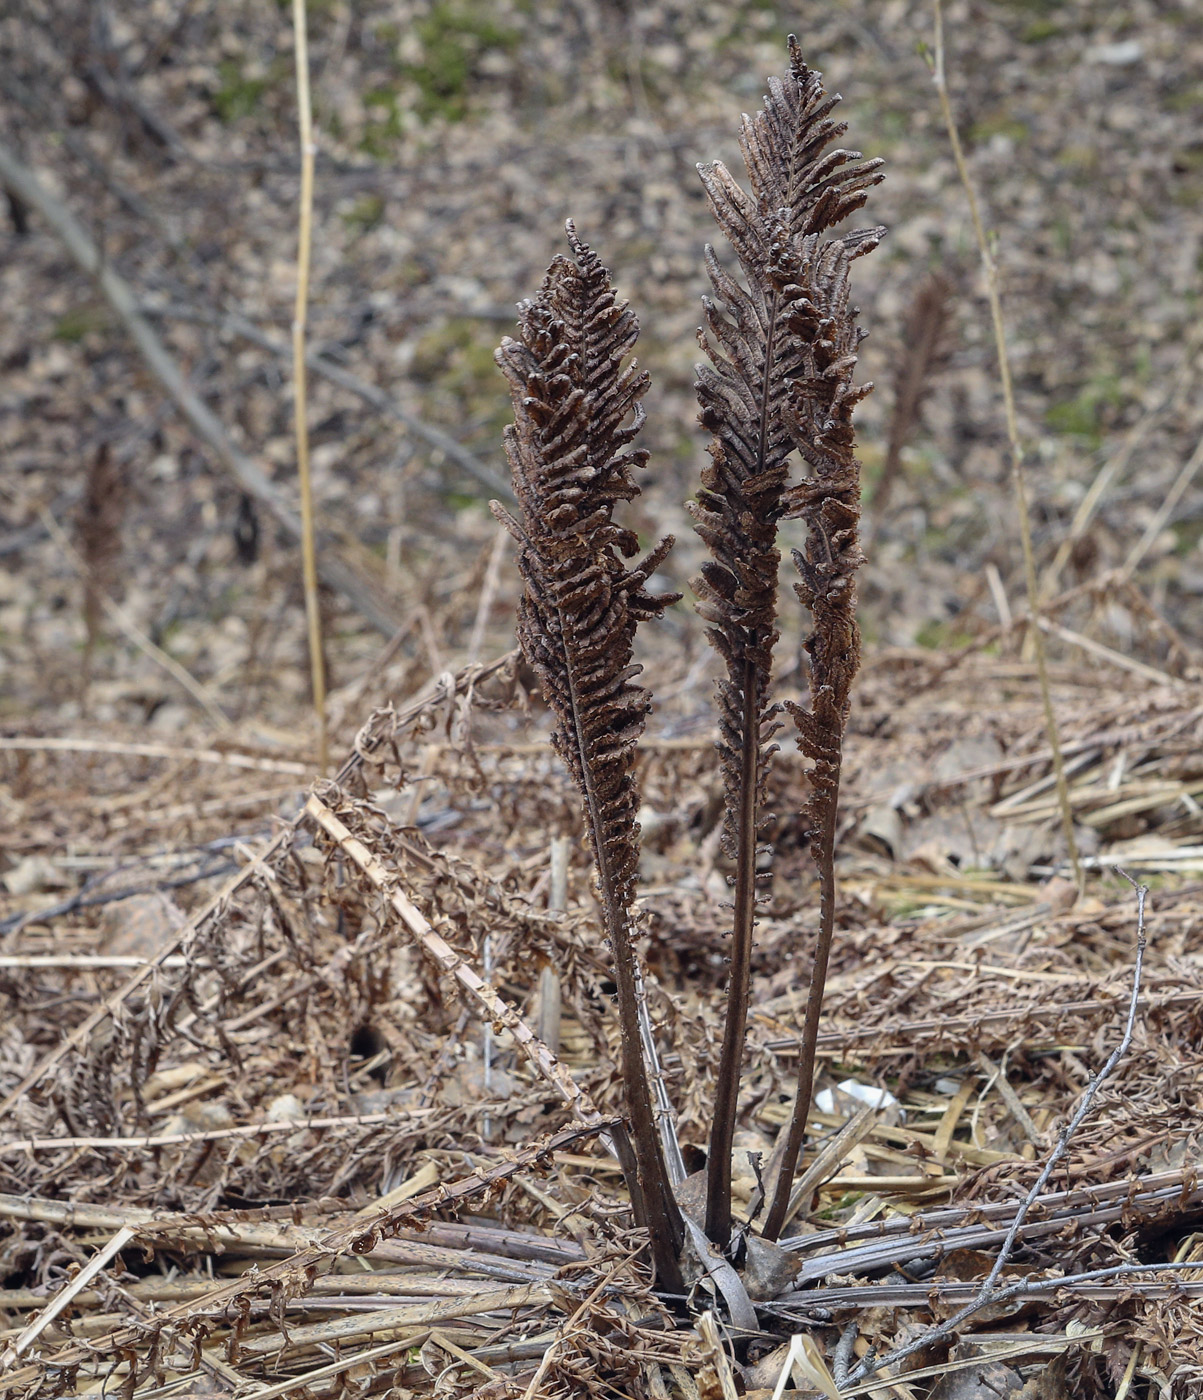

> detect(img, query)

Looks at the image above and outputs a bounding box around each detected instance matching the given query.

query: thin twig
[519,1252,635,1400]
[0,658,509,1118]
[930,0,1082,892]
[0,1226,134,1370]
[304,793,604,1126]
[0,736,308,774]
[1036,614,1184,689]
[0,1122,609,1396]
[0,854,238,939]
[0,840,278,1121]
[291,0,329,773]
[1039,327,1202,599]
[466,525,508,666]
[833,1267,1188,1396]
[141,299,515,503]
[634,966,686,1187]
[1121,421,1203,579]
[0,1108,438,1157]
[980,871,1147,1296]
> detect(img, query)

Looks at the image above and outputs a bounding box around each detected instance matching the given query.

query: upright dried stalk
[867,271,953,535]
[762,198,880,1240]
[693,37,882,1250]
[291,0,328,773]
[491,225,684,1289]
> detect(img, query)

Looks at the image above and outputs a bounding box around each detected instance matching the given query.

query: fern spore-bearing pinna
[693,36,883,1251]
[491,223,685,1289]
[761,58,883,1244]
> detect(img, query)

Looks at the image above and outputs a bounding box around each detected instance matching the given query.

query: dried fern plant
[867,271,954,536]
[692,37,883,1248]
[491,224,684,1289]
[494,38,882,1283]
[75,439,124,700]
[764,133,883,1241]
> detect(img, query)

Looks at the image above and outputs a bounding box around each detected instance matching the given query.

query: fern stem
[699,270,788,1254]
[762,770,840,1241]
[705,661,762,1248]
[561,630,685,1292]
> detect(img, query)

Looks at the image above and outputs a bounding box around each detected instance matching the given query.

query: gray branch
[140,301,515,505]
[0,139,401,637]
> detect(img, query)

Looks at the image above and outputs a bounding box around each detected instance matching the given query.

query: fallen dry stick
[304,792,602,1126]
[0,138,399,637]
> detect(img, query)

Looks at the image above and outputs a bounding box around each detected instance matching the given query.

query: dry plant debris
[3,636,1203,1397]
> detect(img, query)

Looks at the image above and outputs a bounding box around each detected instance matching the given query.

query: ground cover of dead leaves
[2,643,1203,1398]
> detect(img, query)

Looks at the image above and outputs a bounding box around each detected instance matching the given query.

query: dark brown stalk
[491,224,684,1290]
[762,195,881,1245]
[692,37,883,1252]
[75,439,124,699]
[868,271,954,532]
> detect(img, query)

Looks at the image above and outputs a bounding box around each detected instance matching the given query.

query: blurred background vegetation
[2,0,1201,734]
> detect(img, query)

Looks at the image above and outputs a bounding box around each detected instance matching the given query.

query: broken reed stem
[931,0,1081,893]
[0,1126,605,1395]
[843,869,1148,1391]
[291,0,328,774]
[304,794,605,1127]
[634,965,687,1188]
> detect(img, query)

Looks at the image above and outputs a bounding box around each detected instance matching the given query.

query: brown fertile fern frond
[761,105,883,1244]
[491,223,684,1290]
[870,271,955,529]
[786,236,872,859]
[76,439,124,694]
[693,35,883,1251]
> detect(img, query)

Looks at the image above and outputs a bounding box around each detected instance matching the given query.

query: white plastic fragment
[815,1078,905,1123]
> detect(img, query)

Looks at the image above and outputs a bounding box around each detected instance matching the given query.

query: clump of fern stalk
[691,36,883,1251]
[491,224,685,1290]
